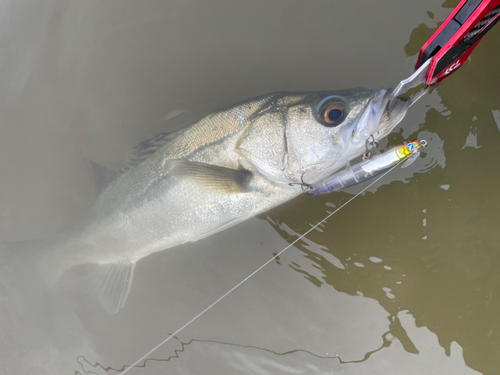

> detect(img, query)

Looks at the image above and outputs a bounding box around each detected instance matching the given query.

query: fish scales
[3,89,411,314]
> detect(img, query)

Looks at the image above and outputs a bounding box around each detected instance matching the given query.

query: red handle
[416,0,500,85]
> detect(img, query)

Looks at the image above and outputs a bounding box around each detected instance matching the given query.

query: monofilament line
[120,159,405,374]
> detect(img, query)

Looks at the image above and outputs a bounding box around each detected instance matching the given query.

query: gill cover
[236,91,375,186]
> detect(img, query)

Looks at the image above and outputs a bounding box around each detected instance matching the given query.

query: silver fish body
[18,89,411,314]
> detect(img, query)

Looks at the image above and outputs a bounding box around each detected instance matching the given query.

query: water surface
[0,0,499,374]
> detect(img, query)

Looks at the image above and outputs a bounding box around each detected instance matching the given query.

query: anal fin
[95,261,136,315]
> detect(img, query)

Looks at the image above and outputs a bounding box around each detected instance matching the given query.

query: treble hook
[363,135,378,160]
[288,172,312,192]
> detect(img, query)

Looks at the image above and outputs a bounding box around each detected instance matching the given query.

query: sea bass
[9,88,410,314]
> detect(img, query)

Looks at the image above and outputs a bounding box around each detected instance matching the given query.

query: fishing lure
[308,140,426,195]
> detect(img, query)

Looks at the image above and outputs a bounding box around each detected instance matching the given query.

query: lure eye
[320,100,346,127]
[382,111,391,122]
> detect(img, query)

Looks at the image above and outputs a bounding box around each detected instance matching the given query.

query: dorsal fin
[121,130,186,173]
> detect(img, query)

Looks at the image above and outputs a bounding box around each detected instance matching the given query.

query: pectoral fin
[94,261,136,315]
[171,160,253,194]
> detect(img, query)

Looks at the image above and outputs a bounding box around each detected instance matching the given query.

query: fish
[4,88,411,314]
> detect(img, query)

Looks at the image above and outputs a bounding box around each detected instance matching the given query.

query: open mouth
[375,94,411,140]
[369,88,418,142]
[343,87,415,153]
[307,87,418,186]
[345,89,392,145]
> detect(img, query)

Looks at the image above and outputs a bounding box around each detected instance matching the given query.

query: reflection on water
[75,310,478,375]
[265,3,500,373]
[1,0,500,374]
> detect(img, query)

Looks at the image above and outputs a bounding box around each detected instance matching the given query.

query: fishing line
[121,158,406,374]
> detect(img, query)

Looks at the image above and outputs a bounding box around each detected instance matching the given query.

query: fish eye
[319,100,346,127]
[382,112,391,122]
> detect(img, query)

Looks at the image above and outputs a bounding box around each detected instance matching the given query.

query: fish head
[285,88,410,185]
[237,88,410,186]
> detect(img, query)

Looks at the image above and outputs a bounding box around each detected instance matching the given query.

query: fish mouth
[346,88,412,147]
[303,88,414,186]
[373,89,412,141]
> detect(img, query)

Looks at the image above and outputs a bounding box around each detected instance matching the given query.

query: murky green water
[1,0,499,374]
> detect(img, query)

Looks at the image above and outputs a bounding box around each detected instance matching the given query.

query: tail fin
[0,238,67,289]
